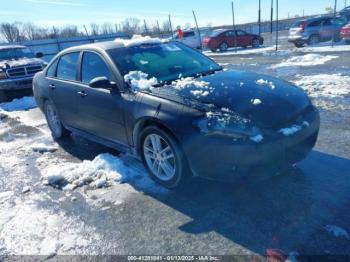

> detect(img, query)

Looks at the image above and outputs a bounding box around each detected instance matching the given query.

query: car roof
[60,36,168,54]
[0,45,27,50]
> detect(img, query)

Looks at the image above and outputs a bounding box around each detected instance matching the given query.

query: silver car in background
[288,16,346,48]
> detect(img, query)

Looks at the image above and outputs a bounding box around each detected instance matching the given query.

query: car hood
[0,57,45,72]
[153,70,312,128]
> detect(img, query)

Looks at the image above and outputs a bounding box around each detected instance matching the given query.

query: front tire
[44,100,70,139]
[140,126,188,189]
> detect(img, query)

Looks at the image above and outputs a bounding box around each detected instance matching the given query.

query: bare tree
[122,18,140,35]
[0,22,23,42]
[100,22,115,34]
[90,23,100,35]
[161,20,171,33]
[59,25,80,38]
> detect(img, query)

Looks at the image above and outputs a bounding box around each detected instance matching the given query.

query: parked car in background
[288,16,346,48]
[339,6,350,22]
[33,38,319,189]
[340,23,350,43]
[173,29,210,49]
[202,29,264,52]
[0,45,46,101]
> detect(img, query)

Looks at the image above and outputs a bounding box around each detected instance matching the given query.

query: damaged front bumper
[182,109,320,181]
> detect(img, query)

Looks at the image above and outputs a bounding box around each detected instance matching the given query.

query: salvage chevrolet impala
[33,37,320,189]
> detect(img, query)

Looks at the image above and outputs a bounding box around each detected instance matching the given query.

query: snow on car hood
[0,57,45,72]
[153,70,312,128]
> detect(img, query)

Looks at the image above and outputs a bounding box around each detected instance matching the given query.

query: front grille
[6,64,43,78]
[7,67,26,77]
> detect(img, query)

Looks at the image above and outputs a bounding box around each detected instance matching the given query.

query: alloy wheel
[143,134,176,181]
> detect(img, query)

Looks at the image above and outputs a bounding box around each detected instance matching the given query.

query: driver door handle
[77,91,87,97]
[49,84,56,90]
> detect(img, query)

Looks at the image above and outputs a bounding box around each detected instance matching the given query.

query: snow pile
[115,35,167,48]
[279,122,309,136]
[40,153,163,192]
[0,97,37,112]
[124,71,158,92]
[172,77,213,98]
[325,225,349,239]
[250,134,264,143]
[294,74,350,98]
[256,79,275,89]
[251,98,262,105]
[271,54,338,68]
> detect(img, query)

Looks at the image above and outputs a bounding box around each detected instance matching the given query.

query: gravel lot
[0,38,350,259]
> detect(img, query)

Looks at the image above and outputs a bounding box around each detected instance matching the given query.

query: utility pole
[143,20,148,35]
[276,0,279,51]
[157,20,162,37]
[332,0,338,47]
[258,0,261,35]
[270,0,274,34]
[192,10,202,50]
[168,15,174,39]
[232,1,238,52]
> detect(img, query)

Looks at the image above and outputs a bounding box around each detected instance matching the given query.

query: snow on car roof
[114,35,168,47]
[0,45,26,50]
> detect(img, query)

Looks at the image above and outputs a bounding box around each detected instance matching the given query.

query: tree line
[0,18,175,43]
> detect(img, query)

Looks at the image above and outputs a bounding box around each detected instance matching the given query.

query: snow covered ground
[0,41,350,256]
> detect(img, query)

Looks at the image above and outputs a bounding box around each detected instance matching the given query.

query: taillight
[300,23,306,33]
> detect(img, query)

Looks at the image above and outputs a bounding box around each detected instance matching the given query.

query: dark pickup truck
[0,45,46,102]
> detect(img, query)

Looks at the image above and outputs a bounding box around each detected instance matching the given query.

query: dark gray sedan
[33,39,320,188]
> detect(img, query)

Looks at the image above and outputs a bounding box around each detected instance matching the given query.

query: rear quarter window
[46,59,58,78]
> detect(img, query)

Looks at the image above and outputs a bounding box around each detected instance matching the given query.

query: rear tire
[219,42,228,52]
[294,41,305,48]
[252,38,260,48]
[308,34,320,45]
[140,126,189,189]
[44,100,70,139]
[0,90,7,103]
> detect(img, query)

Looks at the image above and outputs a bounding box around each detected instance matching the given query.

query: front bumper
[288,35,307,43]
[0,76,34,91]
[182,110,320,181]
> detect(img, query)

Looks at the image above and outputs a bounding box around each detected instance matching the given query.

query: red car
[340,23,350,44]
[203,29,264,52]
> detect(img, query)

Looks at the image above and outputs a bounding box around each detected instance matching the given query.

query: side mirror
[35,52,44,58]
[89,77,117,89]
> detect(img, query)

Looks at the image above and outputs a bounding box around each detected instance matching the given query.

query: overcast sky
[0,0,345,29]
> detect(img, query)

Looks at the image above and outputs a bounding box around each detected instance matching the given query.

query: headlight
[195,110,261,139]
[0,71,7,80]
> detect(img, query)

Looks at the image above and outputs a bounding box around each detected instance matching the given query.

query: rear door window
[81,52,112,84]
[308,20,323,27]
[56,52,79,81]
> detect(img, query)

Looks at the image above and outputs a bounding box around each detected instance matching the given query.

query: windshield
[108,42,221,83]
[0,47,35,61]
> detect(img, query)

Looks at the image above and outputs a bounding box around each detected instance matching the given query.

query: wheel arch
[132,117,182,157]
